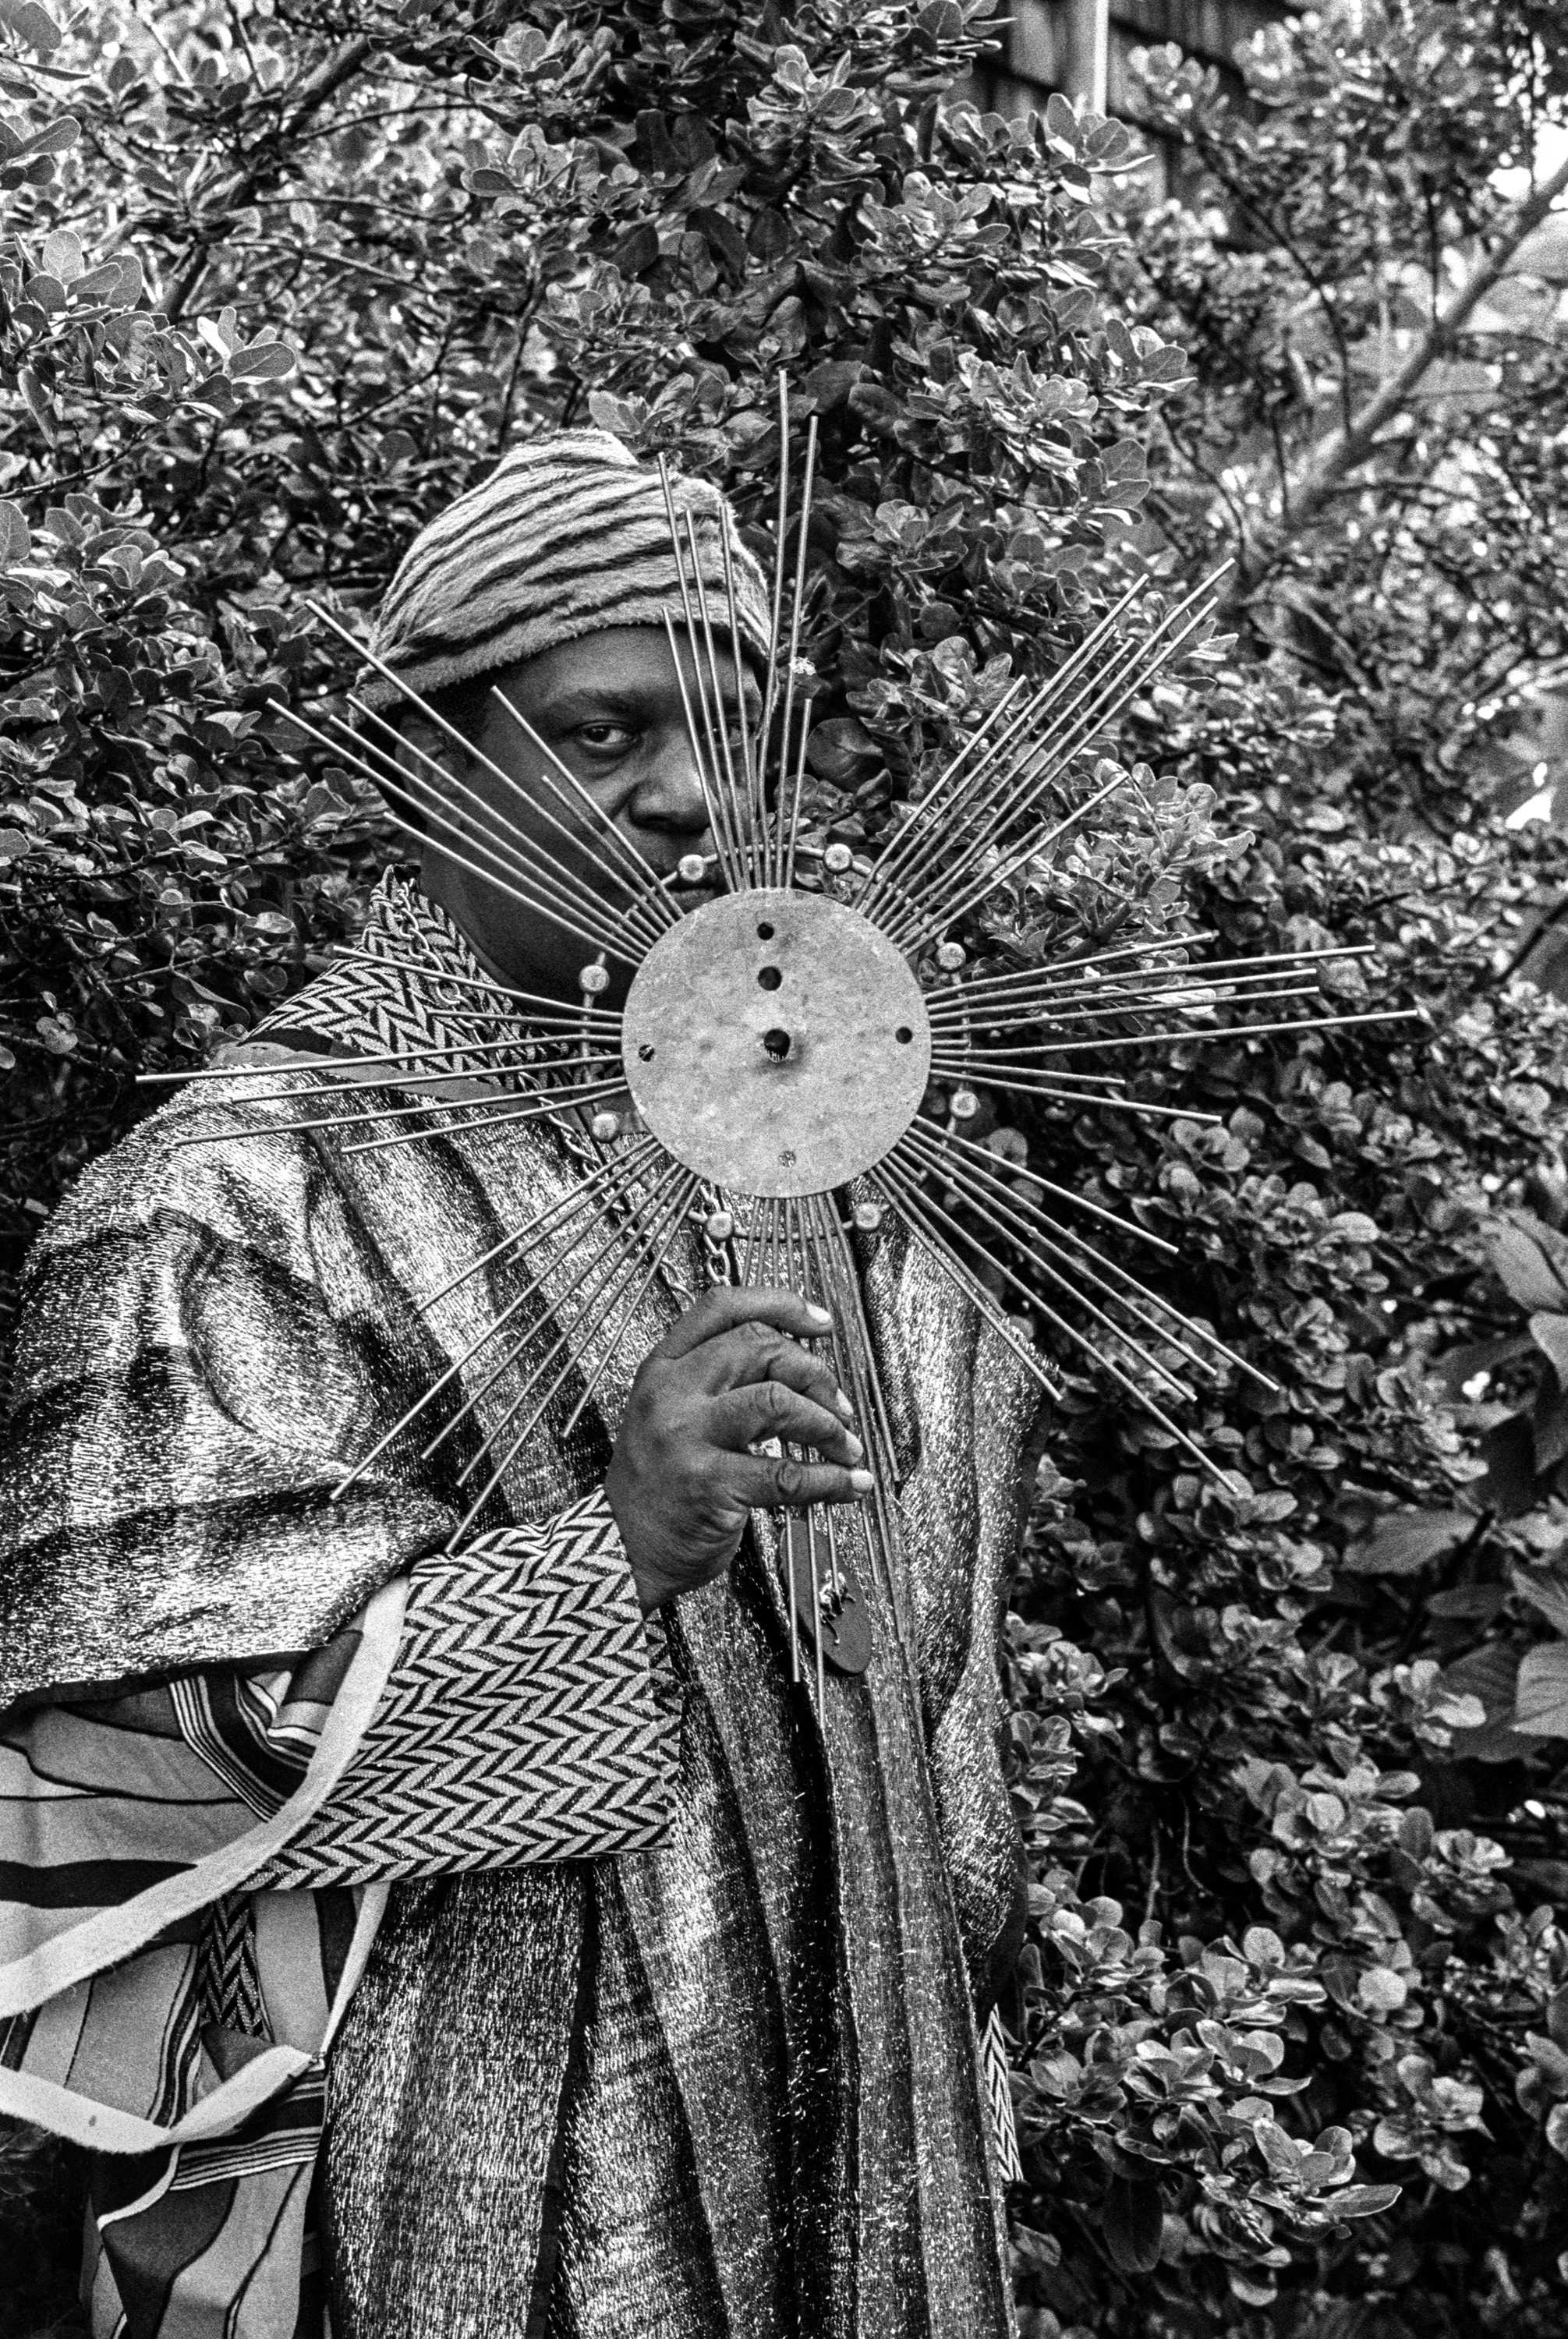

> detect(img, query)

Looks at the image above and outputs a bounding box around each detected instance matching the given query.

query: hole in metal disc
[756,922,775,940]
[638,1042,656,1062]
[757,964,783,991]
[761,1028,791,1060]
[895,1025,913,1043]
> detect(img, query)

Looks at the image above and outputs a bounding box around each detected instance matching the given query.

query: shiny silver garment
[1,884,1039,2337]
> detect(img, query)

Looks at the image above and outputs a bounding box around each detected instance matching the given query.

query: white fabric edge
[0,1573,407,2022]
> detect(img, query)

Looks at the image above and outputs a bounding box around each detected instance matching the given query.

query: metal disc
[621,889,931,1198]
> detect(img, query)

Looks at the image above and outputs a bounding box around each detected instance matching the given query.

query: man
[0,432,1039,2337]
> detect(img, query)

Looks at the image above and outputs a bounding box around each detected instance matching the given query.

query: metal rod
[849,676,1030,908]
[902,1122,1207,1401]
[938,939,1373,1016]
[818,1192,901,1497]
[660,607,745,895]
[418,1138,658,1315]
[866,1163,1063,1403]
[342,1078,625,1157]
[329,947,624,1026]
[137,1025,608,1088]
[856,576,1149,916]
[426,1152,680,1465]
[926,965,1348,1023]
[857,574,1159,915]
[757,371,792,840]
[345,706,645,959]
[483,689,682,928]
[353,692,667,951]
[885,760,1133,952]
[446,1153,691,1479]
[331,1137,659,1497]
[867,571,1219,923]
[927,980,1326,1039]
[559,1173,703,1437]
[773,413,819,889]
[172,1045,620,1119]
[876,1157,1226,1482]
[278,705,639,968]
[447,1162,694,1541]
[913,1118,1177,1257]
[887,593,1225,944]
[904,1118,1278,1393]
[719,520,765,872]
[684,502,756,887]
[937,1006,1421,1060]
[924,1065,1222,1123]
[309,594,669,950]
[655,459,743,892]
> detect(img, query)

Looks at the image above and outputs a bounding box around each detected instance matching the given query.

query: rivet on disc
[705,1207,734,1241]
[852,1200,883,1232]
[823,842,853,872]
[950,1088,980,1120]
[677,852,707,884]
[935,940,966,971]
[589,1109,621,1141]
[579,962,611,995]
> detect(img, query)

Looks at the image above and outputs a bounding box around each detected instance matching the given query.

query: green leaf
[1445,1644,1533,1763]
[1531,1313,1568,1384]
[0,0,60,51]
[228,342,298,381]
[1492,1217,1568,1315]
[1512,1571,1568,1637]
[1343,1509,1472,1575]
[1515,1641,1568,1736]
[0,501,31,566]
[1102,2174,1163,2273]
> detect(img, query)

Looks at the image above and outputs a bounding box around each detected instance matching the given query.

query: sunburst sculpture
[144,392,1404,1703]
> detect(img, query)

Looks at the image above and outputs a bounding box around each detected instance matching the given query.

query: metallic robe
[1,883,1039,2337]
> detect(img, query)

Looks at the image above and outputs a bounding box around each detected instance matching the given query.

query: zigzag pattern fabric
[982,2005,1022,2189]
[358,427,773,710]
[262,1495,676,1886]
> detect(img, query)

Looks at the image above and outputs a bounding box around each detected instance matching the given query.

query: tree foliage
[7,2,1568,2336]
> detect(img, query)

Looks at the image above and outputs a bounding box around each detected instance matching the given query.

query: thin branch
[1233,150,1568,601]
[163,35,377,322]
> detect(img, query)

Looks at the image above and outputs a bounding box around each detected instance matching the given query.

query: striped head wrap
[359,429,773,711]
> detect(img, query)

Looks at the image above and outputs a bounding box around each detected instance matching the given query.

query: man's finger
[654,1283,833,1363]
[729,1453,875,1510]
[708,1383,861,1463]
[688,1324,853,1417]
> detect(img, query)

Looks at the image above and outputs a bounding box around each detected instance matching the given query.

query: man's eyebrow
[533,676,762,724]
[530,683,657,724]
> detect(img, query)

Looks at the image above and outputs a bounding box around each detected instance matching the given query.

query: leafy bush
[7,3,1568,2336]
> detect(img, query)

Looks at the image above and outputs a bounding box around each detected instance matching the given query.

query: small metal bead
[705,1207,735,1242]
[950,1088,980,1120]
[579,961,611,995]
[935,939,966,971]
[823,842,853,873]
[851,1200,883,1232]
[677,851,707,884]
[589,1109,621,1141]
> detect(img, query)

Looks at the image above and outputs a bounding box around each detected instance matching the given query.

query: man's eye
[576,724,635,752]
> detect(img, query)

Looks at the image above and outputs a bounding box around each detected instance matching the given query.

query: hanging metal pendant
[784,1517,872,1676]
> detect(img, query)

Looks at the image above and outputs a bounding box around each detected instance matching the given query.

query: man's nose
[633,725,714,843]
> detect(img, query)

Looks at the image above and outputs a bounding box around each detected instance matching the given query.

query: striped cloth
[359,429,773,709]
[0,1492,676,2339]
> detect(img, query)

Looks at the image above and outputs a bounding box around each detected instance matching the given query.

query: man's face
[412,624,761,1002]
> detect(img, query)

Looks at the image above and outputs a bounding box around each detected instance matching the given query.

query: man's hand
[603,1286,872,1614]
